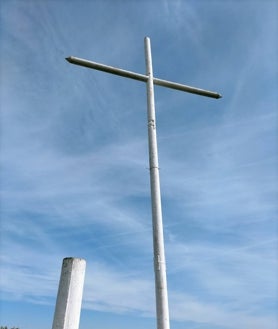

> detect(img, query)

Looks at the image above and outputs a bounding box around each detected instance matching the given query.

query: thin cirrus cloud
[1,1,277,329]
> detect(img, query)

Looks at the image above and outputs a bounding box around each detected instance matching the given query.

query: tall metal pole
[65,37,221,329]
[145,37,170,329]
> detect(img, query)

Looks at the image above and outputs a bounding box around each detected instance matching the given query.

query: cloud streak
[1,1,277,329]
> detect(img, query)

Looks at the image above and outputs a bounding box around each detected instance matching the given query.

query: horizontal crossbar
[66,56,222,99]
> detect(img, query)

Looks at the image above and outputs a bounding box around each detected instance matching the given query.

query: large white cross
[66,37,221,329]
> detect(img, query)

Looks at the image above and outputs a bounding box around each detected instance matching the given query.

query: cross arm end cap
[65,56,73,63]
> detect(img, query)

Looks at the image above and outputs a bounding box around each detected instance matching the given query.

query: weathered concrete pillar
[52,257,86,329]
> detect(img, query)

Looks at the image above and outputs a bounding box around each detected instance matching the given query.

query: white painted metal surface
[145,37,170,329]
[66,56,221,99]
[52,257,86,329]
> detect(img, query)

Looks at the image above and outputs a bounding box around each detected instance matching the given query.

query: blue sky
[0,1,277,329]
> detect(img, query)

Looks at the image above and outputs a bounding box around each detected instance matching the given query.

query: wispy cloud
[1,1,277,329]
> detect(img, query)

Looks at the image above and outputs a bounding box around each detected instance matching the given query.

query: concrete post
[52,257,86,329]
